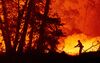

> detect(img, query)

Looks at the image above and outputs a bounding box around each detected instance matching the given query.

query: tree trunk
[37,0,51,53]
[27,0,35,54]
[17,0,34,55]
[13,0,28,54]
[1,0,12,55]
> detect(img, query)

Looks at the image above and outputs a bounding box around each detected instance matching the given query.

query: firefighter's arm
[74,44,79,47]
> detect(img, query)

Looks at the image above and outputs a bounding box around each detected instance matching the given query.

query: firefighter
[75,40,84,55]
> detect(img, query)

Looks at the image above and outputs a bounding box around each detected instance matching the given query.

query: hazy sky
[51,0,100,37]
[51,0,100,55]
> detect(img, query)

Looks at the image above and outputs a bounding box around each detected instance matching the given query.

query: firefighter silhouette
[75,40,84,55]
[97,40,100,51]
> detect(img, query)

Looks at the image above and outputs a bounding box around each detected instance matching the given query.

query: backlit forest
[0,0,100,56]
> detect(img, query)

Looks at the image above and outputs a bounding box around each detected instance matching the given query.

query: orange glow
[51,0,100,55]
[62,33,100,55]
[0,0,100,56]
[0,30,6,53]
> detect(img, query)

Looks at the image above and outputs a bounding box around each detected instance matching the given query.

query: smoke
[76,0,100,36]
[50,0,100,54]
[51,0,100,37]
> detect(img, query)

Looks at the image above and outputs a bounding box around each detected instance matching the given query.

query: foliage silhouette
[0,0,100,63]
[0,0,64,56]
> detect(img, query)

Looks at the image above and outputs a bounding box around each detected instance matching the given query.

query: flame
[0,0,100,56]
[62,33,100,55]
[0,30,6,53]
[52,0,100,55]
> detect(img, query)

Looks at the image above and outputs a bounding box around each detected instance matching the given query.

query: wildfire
[52,0,100,55]
[0,30,5,53]
[62,33,100,55]
[0,0,100,56]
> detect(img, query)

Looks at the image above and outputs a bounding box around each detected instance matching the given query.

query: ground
[0,51,100,63]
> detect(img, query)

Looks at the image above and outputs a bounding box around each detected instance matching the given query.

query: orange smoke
[50,0,100,55]
[51,0,100,36]
[63,33,100,55]
[0,0,100,55]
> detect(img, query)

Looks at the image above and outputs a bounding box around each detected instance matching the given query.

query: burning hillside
[0,0,100,55]
[50,0,100,55]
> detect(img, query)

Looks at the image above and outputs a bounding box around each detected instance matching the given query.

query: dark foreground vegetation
[0,0,100,63]
[0,51,100,63]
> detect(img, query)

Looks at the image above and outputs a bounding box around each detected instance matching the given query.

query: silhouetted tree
[0,0,63,56]
[13,0,28,54]
[1,0,13,55]
[17,0,36,55]
[35,0,63,53]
